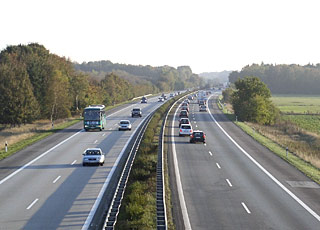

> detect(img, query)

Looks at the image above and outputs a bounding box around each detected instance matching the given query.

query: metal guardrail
[156,108,168,230]
[102,111,155,230]
[157,93,194,230]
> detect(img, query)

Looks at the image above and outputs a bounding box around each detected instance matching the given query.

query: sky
[1,0,320,73]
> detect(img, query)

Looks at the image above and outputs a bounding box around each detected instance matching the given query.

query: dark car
[190,130,206,143]
[141,96,147,103]
[179,110,188,118]
[132,108,142,117]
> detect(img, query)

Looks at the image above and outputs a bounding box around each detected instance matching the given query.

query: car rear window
[194,132,203,137]
[120,121,129,124]
[181,125,191,129]
[86,150,101,155]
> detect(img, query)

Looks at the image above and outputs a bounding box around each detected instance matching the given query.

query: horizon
[1,0,320,73]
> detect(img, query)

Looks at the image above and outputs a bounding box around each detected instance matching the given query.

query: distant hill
[74,61,203,91]
[199,71,231,86]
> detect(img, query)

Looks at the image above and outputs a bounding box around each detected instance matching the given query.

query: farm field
[272,95,320,114]
[282,115,320,135]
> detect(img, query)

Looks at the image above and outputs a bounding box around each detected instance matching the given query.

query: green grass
[0,119,81,160]
[272,95,320,114]
[236,121,320,183]
[282,115,320,134]
[116,92,189,229]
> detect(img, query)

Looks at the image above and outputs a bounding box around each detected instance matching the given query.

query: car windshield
[133,109,140,112]
[84,110,100,120]
[85,150,101,155]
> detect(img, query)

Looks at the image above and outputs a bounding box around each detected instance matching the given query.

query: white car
[82,148,105,166]
[179,124,193,136]
[158,97,164,102]
[199,105,207,112]
[119,120,132,131]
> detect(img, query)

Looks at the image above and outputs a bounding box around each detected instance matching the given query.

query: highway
[0,95,167,230]
[169,92,320,230]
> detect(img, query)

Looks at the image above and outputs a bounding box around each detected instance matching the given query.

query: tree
[231,76,279,125]
[222,87,234,103]
[0,60,39,126]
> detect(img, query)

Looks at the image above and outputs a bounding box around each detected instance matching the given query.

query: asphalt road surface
[0,95,169,230]
[170,92,320,230]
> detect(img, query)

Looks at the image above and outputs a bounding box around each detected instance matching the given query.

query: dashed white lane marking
[102,133,106,137]
[53,176,61,184]
[209,151,213,156]
[194,121,197,124]
[109,128,112,130]
[241,202,251,214]
[27,199,39,210]
[226,179,233,187]
[216,163,221,169]
[207,95,320,222]
[94,140,98,144]
[195,125,198,128]
[71,160,77,165]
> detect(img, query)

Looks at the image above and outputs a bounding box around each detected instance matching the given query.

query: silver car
[199,105,207,112]
[119,120,132,131]
[82,148,105,166]
[179,124,193,136]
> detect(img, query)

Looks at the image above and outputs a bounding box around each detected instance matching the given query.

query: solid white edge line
[27,198,39,210]
[216,163,221,169]
[241,202,251,214]
[81,101,162,230]
[226,179,233,187]
[0,130,82,185]
[0,101,140,186]
[172,99,192,230]
[53,176,61,184]
[207,95,320,222]
[71,160,77,165]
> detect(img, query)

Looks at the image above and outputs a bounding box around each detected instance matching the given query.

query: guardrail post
[5,141,8,152]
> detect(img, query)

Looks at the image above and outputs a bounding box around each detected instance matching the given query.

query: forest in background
[74,61,203,92]
[0,44,202,126]
[229,63,320,95]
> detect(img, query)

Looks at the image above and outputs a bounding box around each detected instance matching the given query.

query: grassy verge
[235,121,320,183]
[116,93,187,229]
[0,118,81,160]
[217,100,320,184]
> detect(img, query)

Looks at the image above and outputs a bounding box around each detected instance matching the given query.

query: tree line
[0,44,202,126]
[74,61,204,92]
[229,63,320,95]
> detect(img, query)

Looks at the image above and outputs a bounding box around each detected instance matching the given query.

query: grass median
[116,93,187,229]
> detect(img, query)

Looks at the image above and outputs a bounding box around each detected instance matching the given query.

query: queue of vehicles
[177,95,207,143]
[82,92,209,166]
